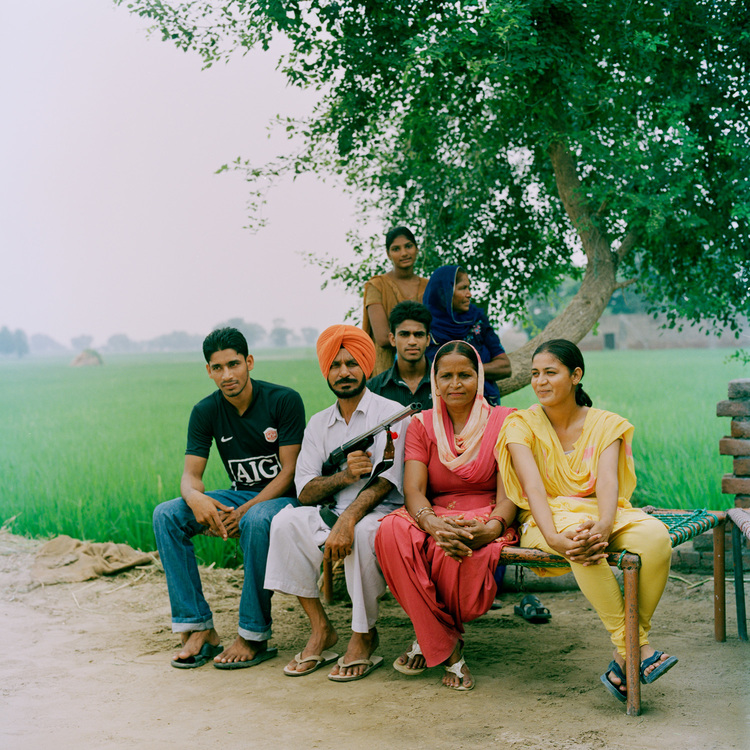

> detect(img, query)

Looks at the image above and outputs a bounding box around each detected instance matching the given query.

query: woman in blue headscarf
[423,265,511,405]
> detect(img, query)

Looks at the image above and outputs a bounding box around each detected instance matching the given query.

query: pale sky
[0,0,367,348]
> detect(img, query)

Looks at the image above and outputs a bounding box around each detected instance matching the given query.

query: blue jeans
[152,490,298,641]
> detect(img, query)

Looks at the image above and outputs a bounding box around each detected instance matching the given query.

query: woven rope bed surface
[642,508,723,546]
[505,508,722,570]
[727,507,750,540]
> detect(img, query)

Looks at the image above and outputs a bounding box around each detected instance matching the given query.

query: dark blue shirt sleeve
[276,390,306,446]
[185,402,213,458]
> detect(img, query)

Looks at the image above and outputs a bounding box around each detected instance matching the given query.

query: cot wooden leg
[713,522,726,642]
[732,523,747,641]
[621,554,641,716]
[322,559,334,604]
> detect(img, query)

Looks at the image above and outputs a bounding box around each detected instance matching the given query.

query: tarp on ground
[32,535,154,584]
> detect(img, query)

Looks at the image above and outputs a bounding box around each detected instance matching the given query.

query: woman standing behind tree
[362,227,429,376]
[423,265,511,405]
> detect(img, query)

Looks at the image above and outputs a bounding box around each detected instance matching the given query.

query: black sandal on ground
[514,594,552,623]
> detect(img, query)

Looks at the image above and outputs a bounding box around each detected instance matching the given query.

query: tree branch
[616,228,639,261]
[595,192,613,218]
[500,142,621,395]
[547,141,608,266]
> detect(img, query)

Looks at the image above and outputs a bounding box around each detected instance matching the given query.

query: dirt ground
[1,529,747,750]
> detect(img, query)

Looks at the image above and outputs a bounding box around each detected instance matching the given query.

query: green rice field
[0,347,745,568]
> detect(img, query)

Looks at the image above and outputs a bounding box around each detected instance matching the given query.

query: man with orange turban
[265,325,408,681]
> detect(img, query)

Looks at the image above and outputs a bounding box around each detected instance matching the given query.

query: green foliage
[725,348,750,367]
[215,317,266,347]
[116,0,750,335]
[269,318,293,347]
[13,329,29,357]
[71,335,93,351]
[0,326,29,357]
[1,349,745,568]
[107,333,142,353]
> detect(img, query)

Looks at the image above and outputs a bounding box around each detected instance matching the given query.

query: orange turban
[316,325,376,378]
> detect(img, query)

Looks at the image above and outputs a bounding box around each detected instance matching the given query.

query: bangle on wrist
[414,506,436,528]
[487,516,507,538]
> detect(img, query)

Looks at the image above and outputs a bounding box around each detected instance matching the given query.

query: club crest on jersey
[263,427,278,442]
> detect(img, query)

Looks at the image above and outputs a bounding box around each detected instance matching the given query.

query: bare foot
[286,625,339,675]
[640,644,675,680]
[442,643,474,690]
[605,651,627,697]
[213,636,267,664]
[328,629,378,679]
[174,629,220,662]
[394,640,426,671]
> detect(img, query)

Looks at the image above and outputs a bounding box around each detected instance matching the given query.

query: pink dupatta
[415,342,514,484]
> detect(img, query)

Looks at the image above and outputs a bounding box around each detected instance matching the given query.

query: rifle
[320,401,422,476]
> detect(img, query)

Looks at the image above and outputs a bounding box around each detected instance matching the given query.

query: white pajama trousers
[264,505,387,633]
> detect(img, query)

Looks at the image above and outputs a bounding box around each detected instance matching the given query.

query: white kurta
[265,389,407,632]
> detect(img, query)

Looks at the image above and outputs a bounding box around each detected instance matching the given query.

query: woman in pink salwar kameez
[374,341,518,691]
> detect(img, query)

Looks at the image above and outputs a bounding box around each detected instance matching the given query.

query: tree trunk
[499,141,622,396]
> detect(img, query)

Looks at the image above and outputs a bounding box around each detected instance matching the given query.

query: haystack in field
[71,348,103,367]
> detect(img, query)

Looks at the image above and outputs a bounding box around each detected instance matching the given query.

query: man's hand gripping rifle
[321,402,422,478]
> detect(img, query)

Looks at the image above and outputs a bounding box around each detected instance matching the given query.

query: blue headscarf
[422,265,482,342]
[423,264,504,405]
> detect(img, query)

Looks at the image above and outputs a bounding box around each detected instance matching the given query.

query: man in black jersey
[367,301,433,409]
[153,327,305,669]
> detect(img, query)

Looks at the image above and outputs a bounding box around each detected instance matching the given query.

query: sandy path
[0,530,747,750]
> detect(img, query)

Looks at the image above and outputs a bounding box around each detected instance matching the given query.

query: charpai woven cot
[727,507,750,538]
[505,508,723,569]
[494,507,727,716]
[320,507,729,716]
[641,507,723,545]
[726,507,750,641]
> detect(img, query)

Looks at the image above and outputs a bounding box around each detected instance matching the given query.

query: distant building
[578,314,750,351]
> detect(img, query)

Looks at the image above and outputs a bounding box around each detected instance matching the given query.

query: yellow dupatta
[496,405,637,522]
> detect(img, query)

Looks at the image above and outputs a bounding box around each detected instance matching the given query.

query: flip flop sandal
[283,650,339,677]
[600,660,627,703]
[393,640,426,675]
[213,647,278,670]
[171,642,223,669]
[640,651,678,684]
[514,594,552,624]
[327,655,384,682]
[443,657,474,691]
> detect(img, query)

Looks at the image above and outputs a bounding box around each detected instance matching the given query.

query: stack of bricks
[718,378,750,509]
[671,378,750,573]
[718,378,750,573]
[716,379,750,574]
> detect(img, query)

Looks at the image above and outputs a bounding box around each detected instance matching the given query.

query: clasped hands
[190,495,245,540]
[422,514,500,561]
[552,518,612,565]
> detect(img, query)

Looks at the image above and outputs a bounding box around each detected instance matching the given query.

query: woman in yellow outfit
[495,339,677,704]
